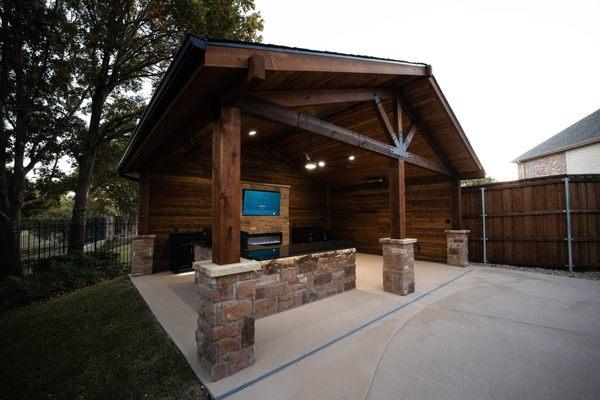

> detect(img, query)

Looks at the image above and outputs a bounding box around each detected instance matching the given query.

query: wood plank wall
[329,179,453,262]
[462,175,600,269]
[145,147,327,271]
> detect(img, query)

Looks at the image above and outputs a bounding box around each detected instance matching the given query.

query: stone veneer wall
[518,152,566,179]
[131,234,156,276]
[194,248,356,381]
[253,248,356,318]
[445,230,470,267]
[195,269,257,381]
[241,182,291,246]
[380,238,416,296]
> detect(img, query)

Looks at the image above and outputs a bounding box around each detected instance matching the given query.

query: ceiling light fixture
[318,161,325,167]
[305,162,317,170]
[248,130,257,136]
[348,155,355,161]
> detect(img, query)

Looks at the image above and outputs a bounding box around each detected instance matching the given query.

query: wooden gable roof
[118,35,484,181]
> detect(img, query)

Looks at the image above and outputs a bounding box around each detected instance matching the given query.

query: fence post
[480,187,487,264]
[563,177,573,273]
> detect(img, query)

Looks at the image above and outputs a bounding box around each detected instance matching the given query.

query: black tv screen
[242,189,281,216]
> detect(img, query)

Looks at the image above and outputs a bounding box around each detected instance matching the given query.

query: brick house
[513,108,600,179]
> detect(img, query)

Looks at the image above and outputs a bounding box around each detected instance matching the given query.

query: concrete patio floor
[131,254,600,400]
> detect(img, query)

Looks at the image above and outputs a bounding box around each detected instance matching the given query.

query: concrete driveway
[132,255,600,400]
[365,267,600,400]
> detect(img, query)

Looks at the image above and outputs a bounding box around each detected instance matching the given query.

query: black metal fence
[0,216,137,277]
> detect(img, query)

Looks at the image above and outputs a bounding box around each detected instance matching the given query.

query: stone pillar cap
[379,237,417,245]
[444,230,470,234]
[193,258,261,277]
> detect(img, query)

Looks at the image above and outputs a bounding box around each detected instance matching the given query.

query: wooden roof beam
[235,95,453,177]
[221,54,266,105]
[253,88,394,107]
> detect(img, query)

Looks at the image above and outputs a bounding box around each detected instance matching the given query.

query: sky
[254,0,600,181]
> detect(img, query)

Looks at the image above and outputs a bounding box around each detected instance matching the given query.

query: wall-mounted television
[242,189,281,216]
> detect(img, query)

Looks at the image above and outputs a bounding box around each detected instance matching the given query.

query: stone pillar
[379,238,416,296]
[194,259,261,381]
[131,234,156,276]
[445,230,470,267]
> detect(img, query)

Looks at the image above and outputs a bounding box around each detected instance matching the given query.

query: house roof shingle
[514,108,600,162]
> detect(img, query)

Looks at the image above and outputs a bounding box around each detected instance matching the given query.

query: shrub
[0,252,127,312]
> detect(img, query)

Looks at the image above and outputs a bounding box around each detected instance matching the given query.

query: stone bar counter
[193,242,356,381]
[244,242,356,318]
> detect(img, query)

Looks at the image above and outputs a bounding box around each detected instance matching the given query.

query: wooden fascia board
[127,62,206,170]
[204,44,429,76]
[427,76,485,174]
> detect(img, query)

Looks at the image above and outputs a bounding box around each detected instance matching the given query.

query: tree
[0,0,83,273]
[65,0,263,252]
[461,176,497,187]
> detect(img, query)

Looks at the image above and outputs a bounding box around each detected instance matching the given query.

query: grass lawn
[0,276,209,400]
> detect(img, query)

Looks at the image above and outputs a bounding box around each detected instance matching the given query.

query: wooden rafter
[235,95,454,177]
[371,93,400,147]
[403,124,417,150]
[397,96,458,176]
[157,55,264,166]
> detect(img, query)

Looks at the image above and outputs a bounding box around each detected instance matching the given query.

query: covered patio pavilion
[118,35,484,383]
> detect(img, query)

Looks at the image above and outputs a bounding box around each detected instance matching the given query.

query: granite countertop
[241,241,355,261]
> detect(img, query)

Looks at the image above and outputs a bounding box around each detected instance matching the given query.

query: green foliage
[60,0,264,250]
[28,195,75,220]
[0,252,126,312]
[0,0,84,222]
[0,277,207,399]
[461,176,497,187]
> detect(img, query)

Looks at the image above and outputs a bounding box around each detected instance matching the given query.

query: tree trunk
[67,47,110,253]
[68,149,98,252]
[0,0,26,275]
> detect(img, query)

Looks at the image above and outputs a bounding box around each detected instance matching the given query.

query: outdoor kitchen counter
[241,241,355,261]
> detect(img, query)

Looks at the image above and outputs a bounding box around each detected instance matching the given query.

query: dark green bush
[0,252,126,312]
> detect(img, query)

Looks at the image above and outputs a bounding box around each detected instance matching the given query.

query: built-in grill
[169,231,203,273]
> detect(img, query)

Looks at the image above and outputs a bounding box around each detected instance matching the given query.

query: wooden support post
[389,159,406,239]
[325,187,331,230]
[451,179,462,229]
[212,106,241,265]
[389,94,406,239]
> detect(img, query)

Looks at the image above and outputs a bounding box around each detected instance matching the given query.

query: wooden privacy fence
[462,175,600,270]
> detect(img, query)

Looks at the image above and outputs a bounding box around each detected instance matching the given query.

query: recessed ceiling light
[305,162,317,170]
[348,155,355,161]
[248,130,257,136]
[318,161,325,167]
